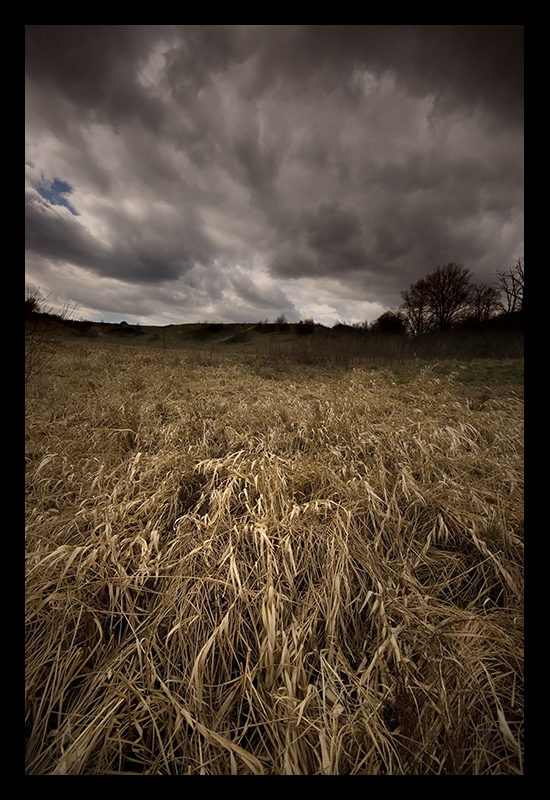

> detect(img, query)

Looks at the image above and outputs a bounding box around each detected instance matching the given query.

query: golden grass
[25,343,524,774]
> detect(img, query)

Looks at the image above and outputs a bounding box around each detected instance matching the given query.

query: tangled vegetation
[25,342,523,774]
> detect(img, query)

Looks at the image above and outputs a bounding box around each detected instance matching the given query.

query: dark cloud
[224,25,524,128]
[281,201,369,278]
[25,25,171,132]
[25,25,523,325]
[25,188,106,269]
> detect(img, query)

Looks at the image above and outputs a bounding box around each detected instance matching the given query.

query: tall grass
[253,326,523,370]
[25,343,523,774]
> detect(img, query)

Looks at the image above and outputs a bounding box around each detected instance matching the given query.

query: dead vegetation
[25,343,524,774]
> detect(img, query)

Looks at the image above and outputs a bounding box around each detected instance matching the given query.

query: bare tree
[401,277,430,336]
[401,263,472,332]
[275,313,289,332]
[496,257,524,314]
[423,263,472,329]
[468,283,503,323]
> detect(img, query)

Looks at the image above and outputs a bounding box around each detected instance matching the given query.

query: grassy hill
[25,309,524,372]
[25,312,315,350]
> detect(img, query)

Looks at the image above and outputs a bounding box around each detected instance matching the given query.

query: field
[25,336,524,775]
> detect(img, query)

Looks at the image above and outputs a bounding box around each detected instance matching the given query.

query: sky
[25,25,524,327]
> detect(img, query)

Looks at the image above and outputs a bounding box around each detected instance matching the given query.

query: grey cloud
[25,25,523,135]
[238,26,523,127]
[228,267,292,312]
[267,202,369,280]
[25,189,107,270]
[25,26,523,325]
[25,26,172,132]
[304,202,365,257]
[25,183,213,286]
[231,127,281,195]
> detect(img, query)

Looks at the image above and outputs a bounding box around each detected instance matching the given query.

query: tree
[401,277,430,335]
[296,318,315,336]
[423,263,473,329]
[401,263,473,332]
[275,313,289,332]
[370,310,407,336]
[468,283,503,323]
[496,257,524,314]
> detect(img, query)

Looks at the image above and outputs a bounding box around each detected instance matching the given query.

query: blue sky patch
[35,177,79,216]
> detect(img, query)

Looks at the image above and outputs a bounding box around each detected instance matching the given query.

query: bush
[295,319,315,336]
[25,289,72,387]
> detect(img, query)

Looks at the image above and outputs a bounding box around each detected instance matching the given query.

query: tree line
[272,259,523,362]
[272,259,523,339]
[397,258,523,336]
[324,258,523,338]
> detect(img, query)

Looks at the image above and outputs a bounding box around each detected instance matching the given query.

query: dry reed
[25,343,524,774]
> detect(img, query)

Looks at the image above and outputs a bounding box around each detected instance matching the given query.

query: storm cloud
[25,25,524,325]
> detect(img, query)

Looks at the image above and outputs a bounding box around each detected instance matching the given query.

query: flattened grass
[25,344,523,774]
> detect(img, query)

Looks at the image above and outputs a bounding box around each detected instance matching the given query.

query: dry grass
[25,342,524,774]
